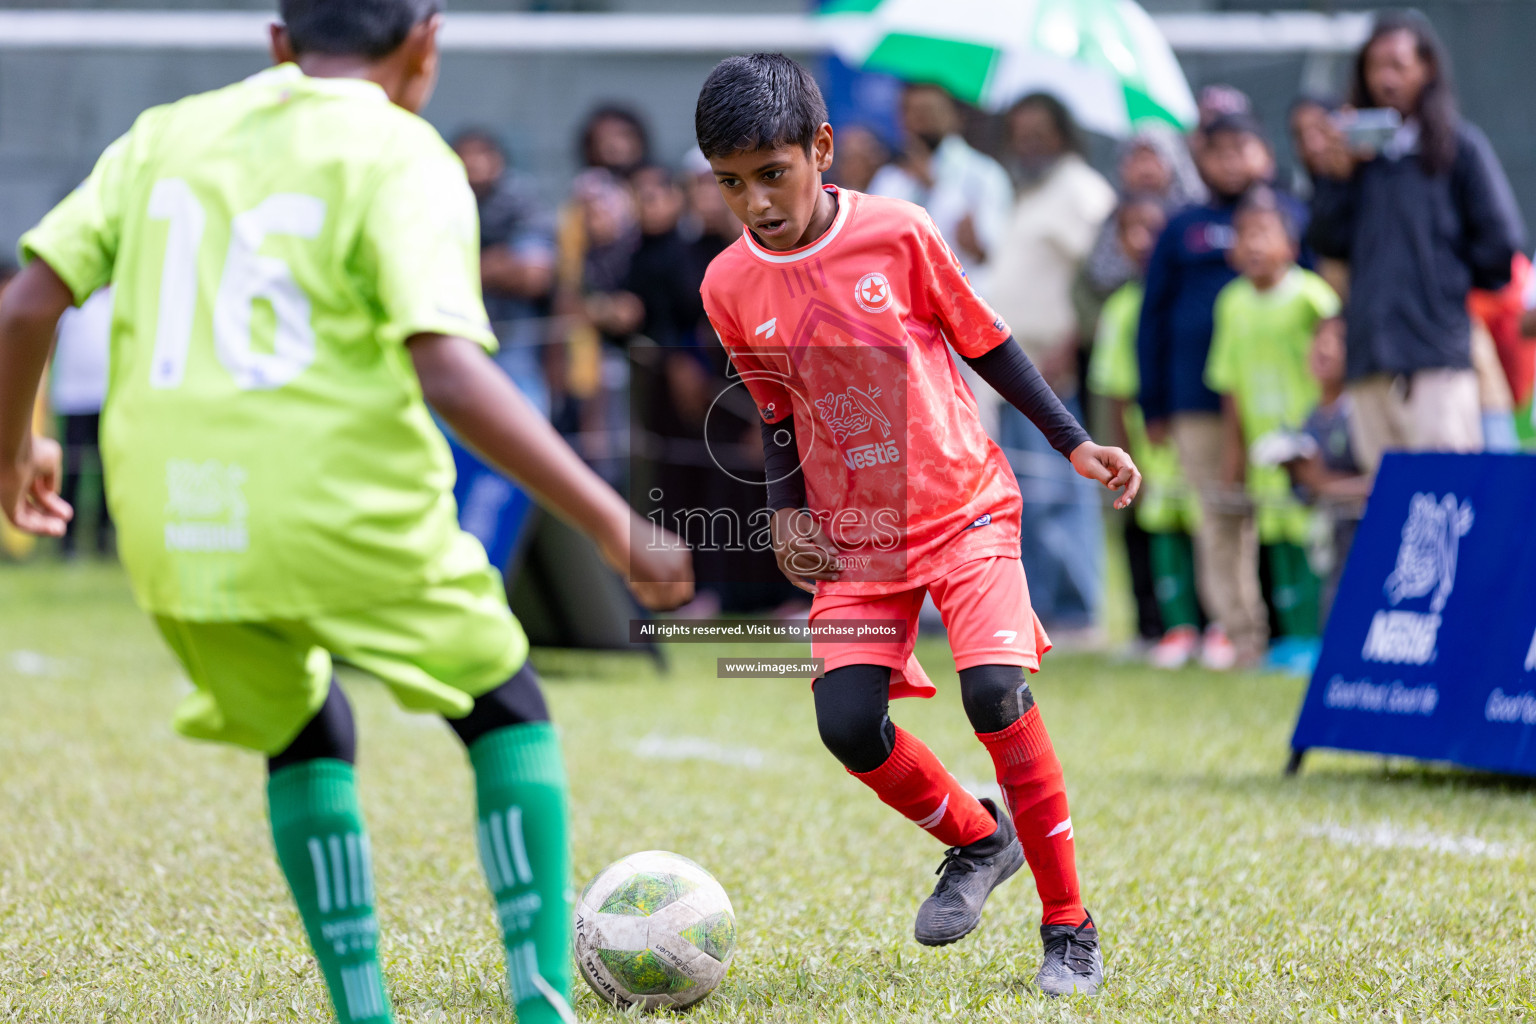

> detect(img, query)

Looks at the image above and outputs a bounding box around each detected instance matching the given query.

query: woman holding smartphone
[1307,10,1525,475]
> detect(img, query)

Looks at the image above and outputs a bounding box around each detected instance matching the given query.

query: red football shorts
[809,556,1052,700]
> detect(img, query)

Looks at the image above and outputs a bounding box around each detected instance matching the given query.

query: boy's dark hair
[1234,184,1299,245]
[695,53,828,160]
[278,0,441,60]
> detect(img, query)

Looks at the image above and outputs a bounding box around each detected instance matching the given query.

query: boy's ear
[814,123,835,174]
[269,22,296,66]
[403,13,443,76]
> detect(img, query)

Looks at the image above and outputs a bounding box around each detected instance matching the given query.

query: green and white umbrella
[819,0,1197,137]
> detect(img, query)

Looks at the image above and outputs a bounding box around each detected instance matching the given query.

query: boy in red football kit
[695,55,1139,997]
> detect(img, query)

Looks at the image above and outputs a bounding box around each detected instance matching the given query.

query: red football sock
[850,726,995,848]
[977,706,1085,927]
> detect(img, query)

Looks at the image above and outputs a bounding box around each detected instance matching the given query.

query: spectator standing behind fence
[1138,113,1298,670]
[551,106,651,441]
[616,163,714,477]
[1307,11,1525,475]
[1205,188,1341,666]
[1287,95,1351,300]
[985,94,1115,637]
[1076,127,1203,650]
[1081,125,1206,307]
[867,83,1012,275]
[51,286,113,558]
[1287,95,1341,203]
[452,130,555,415]
[1088,197,1204,668]
[560,170,641,487]
[1286,320,1371,614]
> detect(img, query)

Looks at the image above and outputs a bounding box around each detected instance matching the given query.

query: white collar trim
[247,63,388,102]
[741,186,849,265]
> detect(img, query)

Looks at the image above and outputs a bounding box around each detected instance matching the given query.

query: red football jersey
[702,187,1023,595]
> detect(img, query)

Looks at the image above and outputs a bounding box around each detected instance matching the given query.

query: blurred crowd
[13,12,1533,672]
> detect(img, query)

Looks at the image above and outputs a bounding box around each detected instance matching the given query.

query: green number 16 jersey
[21,64,500,620]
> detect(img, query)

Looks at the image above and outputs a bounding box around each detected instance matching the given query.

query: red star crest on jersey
[855,272,892,314]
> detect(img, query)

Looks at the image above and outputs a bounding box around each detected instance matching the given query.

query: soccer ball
[573,850,737,1011]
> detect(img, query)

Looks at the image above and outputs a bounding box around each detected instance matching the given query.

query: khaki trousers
[1347,368,1483,476]
[1170,412,1268,656]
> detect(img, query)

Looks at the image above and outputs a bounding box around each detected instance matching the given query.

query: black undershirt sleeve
[962,338,1091,459]
[761,414,807,511]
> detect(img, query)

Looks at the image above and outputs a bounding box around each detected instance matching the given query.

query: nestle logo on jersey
[844,441,901,470]
[816,386,891,444]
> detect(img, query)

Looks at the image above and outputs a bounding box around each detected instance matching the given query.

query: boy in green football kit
[0,2,693,1023]
[1206,186,1340,644]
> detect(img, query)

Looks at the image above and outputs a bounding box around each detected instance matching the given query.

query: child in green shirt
[1088,196,1203,669]
[1205,186,1341,649]
[0,5,693,1023]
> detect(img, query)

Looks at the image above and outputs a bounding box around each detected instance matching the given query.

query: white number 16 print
[147,179,324,391]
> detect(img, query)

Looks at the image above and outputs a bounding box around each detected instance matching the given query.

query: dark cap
[1201,111,1266,143]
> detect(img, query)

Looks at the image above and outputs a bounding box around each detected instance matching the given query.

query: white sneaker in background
[1199,626,1238,671]
[1147,625,1200,670]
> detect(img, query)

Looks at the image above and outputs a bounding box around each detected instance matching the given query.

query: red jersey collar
[741,185,850,265]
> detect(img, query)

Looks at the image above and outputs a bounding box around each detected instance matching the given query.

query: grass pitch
[2,563,1534,1023]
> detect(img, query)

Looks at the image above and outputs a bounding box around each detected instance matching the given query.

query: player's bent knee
[814,664,896,773]
[268,678,356,772]
[816,711,894,774]
[959,664,1035,734]
[446,660,550,747]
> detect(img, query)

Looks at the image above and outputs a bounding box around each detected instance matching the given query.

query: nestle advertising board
[1291,453,1536,775]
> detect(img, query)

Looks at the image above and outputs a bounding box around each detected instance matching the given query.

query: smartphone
[1331,107,1403,151]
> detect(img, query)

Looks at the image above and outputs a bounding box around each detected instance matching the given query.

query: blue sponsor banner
[1291,453,1536,774]
[819,52,903,151]
[451,438,535,573]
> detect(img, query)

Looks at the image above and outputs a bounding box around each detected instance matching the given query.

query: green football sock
[469,722,575,1024]
[1149,530,1201,631]
[1267,541,1321,638]
[267,760,392,1024]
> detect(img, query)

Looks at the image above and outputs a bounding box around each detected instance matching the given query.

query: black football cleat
[913,798,1025,946]
[1036,912,1103,996]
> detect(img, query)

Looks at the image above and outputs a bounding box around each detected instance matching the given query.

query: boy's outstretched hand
[1069,441,1142,511]
[602,518,696,612]
[0,434,73,537]
[409,333,696,611]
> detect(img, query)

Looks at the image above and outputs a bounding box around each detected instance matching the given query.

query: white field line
[1302,821,1518,860]
[8,650,63,677]
[631,734,767,769]
[960,779,1005,807]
